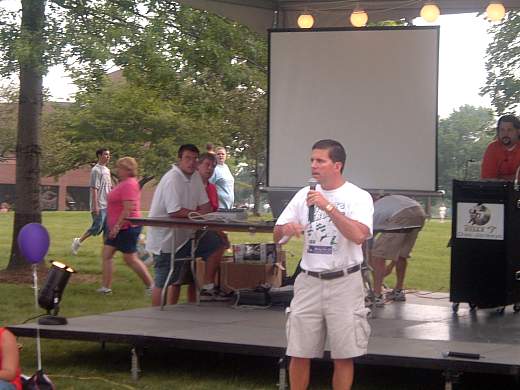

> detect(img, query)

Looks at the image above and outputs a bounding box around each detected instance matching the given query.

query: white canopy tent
[177,0,520,33]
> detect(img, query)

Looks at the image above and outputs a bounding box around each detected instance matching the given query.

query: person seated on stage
[197,152,230,284]
[369,195,426,307]
[481,114,520,180]
[0,327,21,390]
[146,144,227,306]
[197,153,219,212]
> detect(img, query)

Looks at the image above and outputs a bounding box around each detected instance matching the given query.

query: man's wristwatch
[325,203,334,213]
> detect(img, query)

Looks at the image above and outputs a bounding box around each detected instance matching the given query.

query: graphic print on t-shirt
[306,201,345,255]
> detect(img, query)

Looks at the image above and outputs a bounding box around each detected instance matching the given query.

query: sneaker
[386,289,406,302]
[200,287,218,301]
[200,287,230,302]
[71,238,81,255]
[365,294,384,307]
[96,286,112,295]
[373,294,385,307]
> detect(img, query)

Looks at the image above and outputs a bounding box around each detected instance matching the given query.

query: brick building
[0,157,156,211]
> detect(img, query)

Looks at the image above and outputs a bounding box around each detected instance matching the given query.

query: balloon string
[32,264,42,371]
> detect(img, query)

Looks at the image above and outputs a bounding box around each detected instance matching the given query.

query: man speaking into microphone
[274,139,373,390]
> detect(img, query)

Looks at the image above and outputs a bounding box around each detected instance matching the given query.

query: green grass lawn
[0,212,456,389]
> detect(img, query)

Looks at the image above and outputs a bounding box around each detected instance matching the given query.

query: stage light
[38,261,76,326]
[420,3,440,23]
[486,2,506,21]
[350,9,368,27]
[297,13,314,28]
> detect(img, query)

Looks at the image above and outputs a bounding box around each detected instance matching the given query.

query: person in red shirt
[0,328,21,390]
[197,153,219,211]
[481,114,520,180]
[197,153,230,297]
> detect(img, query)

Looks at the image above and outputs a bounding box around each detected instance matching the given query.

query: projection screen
[268,27,439,191]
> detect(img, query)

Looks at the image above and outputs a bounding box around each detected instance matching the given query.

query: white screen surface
[268,28,439,191]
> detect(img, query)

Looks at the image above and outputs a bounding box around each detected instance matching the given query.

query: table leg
[362,238,375,305]
[161,229,177,310]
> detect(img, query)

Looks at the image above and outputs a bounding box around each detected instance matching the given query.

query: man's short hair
[96,148,109,158]
[215,146,227,154]
[177,144,200,158]
[199,152,217,165]
[312,139,346,173]
[497,114,520,130]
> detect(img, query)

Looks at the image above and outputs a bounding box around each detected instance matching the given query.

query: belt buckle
[320,270,344,280]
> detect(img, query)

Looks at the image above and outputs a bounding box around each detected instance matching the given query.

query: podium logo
[468,203,491,226]
[456,202,504,240]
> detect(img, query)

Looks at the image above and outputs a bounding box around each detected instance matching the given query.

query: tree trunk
[7,0,46,270]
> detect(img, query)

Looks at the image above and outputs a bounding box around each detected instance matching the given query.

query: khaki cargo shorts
[286,270,371,359]
[372,206,426,261]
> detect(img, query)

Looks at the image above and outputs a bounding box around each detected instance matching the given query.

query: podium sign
[450,180,520,308]
[455,202,504,240]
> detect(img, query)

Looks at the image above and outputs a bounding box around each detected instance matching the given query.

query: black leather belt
[302,264,361,280]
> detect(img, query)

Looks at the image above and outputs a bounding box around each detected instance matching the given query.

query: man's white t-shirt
[89,164,112,210]
[276,181,373,272]
[146,165,209,255]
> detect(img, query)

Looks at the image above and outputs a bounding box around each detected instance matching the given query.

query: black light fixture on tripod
[38,261,76,325]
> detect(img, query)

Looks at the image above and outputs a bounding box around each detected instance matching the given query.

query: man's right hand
[92,208,99,215]
[274,222,305,244]
[281,222,305,238]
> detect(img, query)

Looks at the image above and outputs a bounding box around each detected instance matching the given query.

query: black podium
[450,180,520,310]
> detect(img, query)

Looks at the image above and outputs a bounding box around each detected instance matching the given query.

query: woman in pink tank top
[0,328,21,390]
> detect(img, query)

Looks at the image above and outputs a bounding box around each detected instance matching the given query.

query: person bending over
[369,195,426,307]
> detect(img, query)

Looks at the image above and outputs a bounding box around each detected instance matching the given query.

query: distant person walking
[72,148,112,255]
[209,146,234,209]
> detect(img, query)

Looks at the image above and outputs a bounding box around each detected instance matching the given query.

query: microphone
[308,178,318,223]
[463,159,476,180]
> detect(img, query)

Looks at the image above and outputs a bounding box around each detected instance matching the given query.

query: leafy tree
[437,105,495,201]
[43,82,190,179]
[0,84,18,161]
[482,11,520,115]
[44,4,268,210]
[0,0,150,269]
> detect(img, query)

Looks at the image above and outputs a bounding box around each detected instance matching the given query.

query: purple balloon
[17,223,50,264]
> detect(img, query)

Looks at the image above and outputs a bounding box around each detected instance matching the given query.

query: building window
[40,185,59,211]
[66,186,90,211]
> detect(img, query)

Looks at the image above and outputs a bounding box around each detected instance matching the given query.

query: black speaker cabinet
[450,180,520,308]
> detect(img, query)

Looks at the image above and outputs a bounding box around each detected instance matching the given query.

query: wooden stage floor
[8,293,520,379]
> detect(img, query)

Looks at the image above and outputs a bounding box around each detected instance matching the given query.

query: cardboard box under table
[220,260,282,293]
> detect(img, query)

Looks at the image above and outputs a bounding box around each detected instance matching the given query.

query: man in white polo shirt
[274,139,373,390]
[146,144,226,306]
